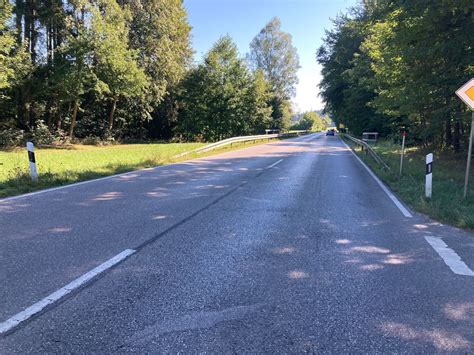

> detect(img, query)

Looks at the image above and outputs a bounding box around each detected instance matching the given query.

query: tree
[120,0,193,139]
[249,17,300,130]
[0,0,16,90]
[123,0,192,104]
[249,17,300,98]
[290,111,327,131]
[318,1,474,150]
[245,69,273,134]
[48,0,96,138]
[0,0,31,129]
[179,36,272,141]
[1,0,192,142]
[91,0,147,131]
[363,1,474,150]
[317,13,388,137]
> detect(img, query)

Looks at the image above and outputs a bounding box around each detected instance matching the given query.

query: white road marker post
[425,153,433,198]
[455,78,474,199]
[26,142,38,181]
[399,130,406,179]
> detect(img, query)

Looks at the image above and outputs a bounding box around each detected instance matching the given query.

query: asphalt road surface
[1,133,473,353]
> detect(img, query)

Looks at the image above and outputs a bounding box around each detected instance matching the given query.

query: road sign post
[399,131,406,179]
[26,142,38,181]
[463,111,474,199]
[426,153,433,198]
[455,78,474,199]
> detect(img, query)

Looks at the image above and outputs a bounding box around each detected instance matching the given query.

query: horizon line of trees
[290,111,331,132]
[318,0,474,152]
[0,0,301,146]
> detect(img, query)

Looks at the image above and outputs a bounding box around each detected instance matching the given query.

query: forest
[3,0,472,150]
[318,0,474,152]
[0,0,303,146]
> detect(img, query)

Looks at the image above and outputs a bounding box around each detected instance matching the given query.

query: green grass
[0,137,285,198]
[0,142,204,197]
[344,138,474,229]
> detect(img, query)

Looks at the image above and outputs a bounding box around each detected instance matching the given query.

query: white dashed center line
[267,159,283,169]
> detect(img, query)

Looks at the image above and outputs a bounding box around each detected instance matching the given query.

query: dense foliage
[177,36,273,141]
[318,0,474,151]
[290,111,330,131]
[0,1,301,145]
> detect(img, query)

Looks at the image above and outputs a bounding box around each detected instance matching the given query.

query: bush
[74,115,108,139]
[0,128,25,147]
[52,129,70,145]
[32,120,54,145]
[81,136,102,145]
[103,129,116,144]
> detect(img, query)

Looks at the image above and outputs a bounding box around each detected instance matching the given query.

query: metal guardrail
[174,131,309,158]
[342,133,390,170]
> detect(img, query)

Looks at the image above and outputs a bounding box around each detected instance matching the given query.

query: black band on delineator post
[426,162,432,175]
[28,151,36,163]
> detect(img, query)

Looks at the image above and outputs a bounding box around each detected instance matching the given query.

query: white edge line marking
[424,236,474,276]
[267,159,284,169]
[0,249,136,334]
[0,134,321,203]
[0,169,152,203]
[340,138,412,218]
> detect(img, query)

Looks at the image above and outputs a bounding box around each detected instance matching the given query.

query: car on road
[326,129,335,136]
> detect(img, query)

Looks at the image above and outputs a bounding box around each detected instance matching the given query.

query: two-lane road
[1,133,473,352]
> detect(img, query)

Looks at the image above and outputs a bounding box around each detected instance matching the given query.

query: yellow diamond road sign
[466,86,474,101]
[456,78,474,110]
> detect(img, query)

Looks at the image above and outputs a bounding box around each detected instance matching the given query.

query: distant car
[326,129,335,136]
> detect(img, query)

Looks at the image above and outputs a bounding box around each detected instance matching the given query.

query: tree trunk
[453,120,461,152]
[55,102,62,130]
[16,87,27,129]
[108,96,118,130]
[30,0,38,63]
[47,20,52,65]
[58,101,70,130]
[69,99,79,138]
[445,119,452,149]
[46,100,53,128]
[15,1,23,45]
[24,1,30,48]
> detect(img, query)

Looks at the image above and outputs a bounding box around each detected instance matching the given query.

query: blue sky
[183,0,358,113]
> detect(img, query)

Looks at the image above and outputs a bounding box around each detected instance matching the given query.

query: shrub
[0,128,25,147]
[32,120,54,145]
[81,136,102,145]
[52,129,70,145]
[103,129,116,144]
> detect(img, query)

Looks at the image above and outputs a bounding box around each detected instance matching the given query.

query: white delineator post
[399,131,406,178]
[426,153,433,198]
[26,142,38,180]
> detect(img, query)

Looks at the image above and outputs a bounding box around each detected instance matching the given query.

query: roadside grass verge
[0,137,283,198]
[343,138,474,229]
